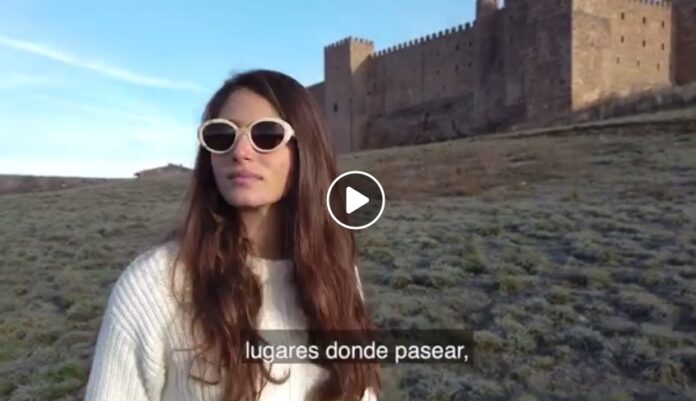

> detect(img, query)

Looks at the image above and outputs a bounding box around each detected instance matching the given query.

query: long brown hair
[166,69,381,401]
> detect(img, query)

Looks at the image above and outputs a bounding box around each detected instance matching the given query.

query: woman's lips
[230,176,259,185]
[227,172,261,185]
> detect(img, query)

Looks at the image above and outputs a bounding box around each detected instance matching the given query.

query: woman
[84,69,381,401]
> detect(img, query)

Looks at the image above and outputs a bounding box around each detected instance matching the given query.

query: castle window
[636,60,641,67]
[469,41,473,47]
[333,102,338,112]
[643,17,647,25]
[617,57,620,65]
[621,36,625,43]
[456,44,460,50]
[662,21,665,28]
[468,62,473,68]
[657,63,661,71]
[621,12,625,20]
[642,40,646,47]
[662,43,665,50]
[436,69,440,76]
[455,65,459,71]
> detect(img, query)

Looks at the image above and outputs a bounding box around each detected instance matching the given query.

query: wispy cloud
[0,34,203,92]
[31,93,191,130]
[28,93,198,148]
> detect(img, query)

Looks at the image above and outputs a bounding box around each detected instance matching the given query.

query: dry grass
[342,135,591,202]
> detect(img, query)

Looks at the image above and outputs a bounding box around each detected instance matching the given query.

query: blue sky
[0,0,474,178]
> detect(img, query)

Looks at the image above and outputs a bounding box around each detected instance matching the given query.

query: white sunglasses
[197,117,296,154]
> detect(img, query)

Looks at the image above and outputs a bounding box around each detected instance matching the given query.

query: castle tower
[673,0,696,85]
[473,0,503,129]
[323,37,374,154]
[476,0,500,20]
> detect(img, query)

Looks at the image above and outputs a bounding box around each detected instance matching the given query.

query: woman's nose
[231,132,254,160]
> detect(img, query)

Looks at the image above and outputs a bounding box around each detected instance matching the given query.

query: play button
[346,187,369,214]
[327,171,385,230]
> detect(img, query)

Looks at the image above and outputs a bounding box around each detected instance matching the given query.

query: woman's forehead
[219,88,280,125]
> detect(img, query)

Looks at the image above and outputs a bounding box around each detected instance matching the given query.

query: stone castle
[306,0,696,153]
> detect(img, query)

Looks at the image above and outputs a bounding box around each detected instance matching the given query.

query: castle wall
[350,41,376,149]
[363,95,475,149]
[572,0,612,109]
[313,0,685,154]
[472,6,503,129]
[478,0,500,19]
[369,25,477,116]
[514,0,574,122]
[307,82,324,111]
[674,0,696,85]
[322,38,374,154]
[323,42,352,154]
[370,42,421,114]
[603,0,672,94]
[500,5,526,109]
[486,2,542,128]
[572,0,672,109]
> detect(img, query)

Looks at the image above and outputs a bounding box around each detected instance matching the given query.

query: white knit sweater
[84,243,377,401]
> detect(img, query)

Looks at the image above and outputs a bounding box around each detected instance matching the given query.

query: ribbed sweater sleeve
[84,249,169,401]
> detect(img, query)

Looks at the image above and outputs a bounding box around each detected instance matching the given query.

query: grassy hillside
[0,121,695,400]
[0,175,127,197]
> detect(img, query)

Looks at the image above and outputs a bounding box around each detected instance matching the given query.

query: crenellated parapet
[371,23,473,58]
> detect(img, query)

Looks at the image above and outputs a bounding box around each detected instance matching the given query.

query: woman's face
[210,88,295,209]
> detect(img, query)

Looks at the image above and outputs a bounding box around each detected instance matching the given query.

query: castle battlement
[615,0,671,9]
[371,22,473,58]
[324,36,374,50]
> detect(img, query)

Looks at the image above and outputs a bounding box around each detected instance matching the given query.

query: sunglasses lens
[251,121,286,150]
[202,122,236,152]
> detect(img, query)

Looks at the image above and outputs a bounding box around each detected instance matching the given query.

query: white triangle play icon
[346,186,369,214]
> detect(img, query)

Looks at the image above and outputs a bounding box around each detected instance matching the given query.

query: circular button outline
[326,170,386,230]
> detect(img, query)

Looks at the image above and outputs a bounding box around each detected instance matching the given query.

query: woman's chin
[225,193,267,209]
